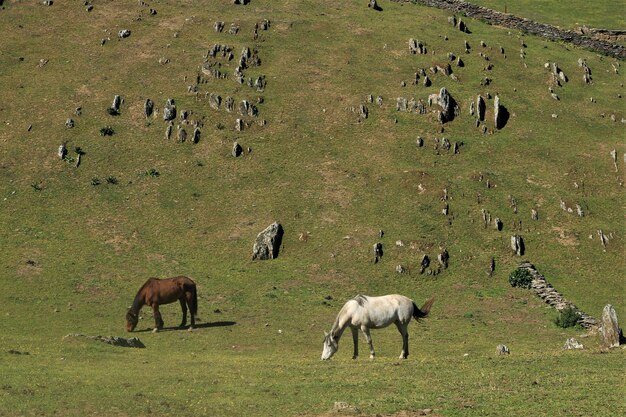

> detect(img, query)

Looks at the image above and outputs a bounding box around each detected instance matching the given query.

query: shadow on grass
[132,321,236,333]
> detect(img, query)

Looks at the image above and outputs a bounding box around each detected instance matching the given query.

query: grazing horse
[321,294,434,360]
[126,276,198,332]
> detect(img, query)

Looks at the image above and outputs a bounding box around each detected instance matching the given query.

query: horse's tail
[412,296,435,320]
[189,282,198,317]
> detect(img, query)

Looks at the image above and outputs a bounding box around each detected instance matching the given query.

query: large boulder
[601,304,621,348]
[252,222,284,260]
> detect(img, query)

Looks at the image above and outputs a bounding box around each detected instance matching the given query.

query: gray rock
[368,0,382,11]
[225,96,234,113]
[419,254,430,274]
[144,99,154,118]
[429,87,458,123]
[63,333,145,348]
[510,235,524,256]
[476,95,486,121]
[163,103,176,121]
[165,123,172,140]
[177,126,187,142]
[239,100,250,116]
[58,144,67,159]
[232,141,243,157]
[496,344,510,355]
[209,93,222,111]
[65,118,74,128]
[373,243,383,263]
[118,29,131,39]
[563,338,584,350]
[601,304,621,348]
[235,118,243,132]
[192,127,200,144]
[438,249,449,268]
[494,95,508,129]
[358,104,368,119]
[252,222,284,260]
[396,97,407,112]
[111,95,121,113]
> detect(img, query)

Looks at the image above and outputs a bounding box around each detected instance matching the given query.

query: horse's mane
[353,294,368,307]
[131,278,157,311]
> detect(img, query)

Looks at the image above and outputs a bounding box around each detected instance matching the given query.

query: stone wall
[518,262,599,329]
[396,0,625,60]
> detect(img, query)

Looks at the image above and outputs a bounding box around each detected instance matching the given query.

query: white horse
[321,294,434,360]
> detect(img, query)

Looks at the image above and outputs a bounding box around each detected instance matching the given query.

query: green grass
[470,0,626,30]
[0,0,625,416]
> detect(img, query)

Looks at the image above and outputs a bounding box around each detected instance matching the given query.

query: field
[0,1,624,416]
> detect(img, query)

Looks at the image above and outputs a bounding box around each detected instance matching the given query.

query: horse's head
[126,309,138,332]
[321,331,338,360]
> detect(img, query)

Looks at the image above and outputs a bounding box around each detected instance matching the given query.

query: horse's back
[356,294,414,327]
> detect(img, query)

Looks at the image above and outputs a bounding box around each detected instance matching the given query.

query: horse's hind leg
[351,327,359,360]
[395,322,409,359]
[178,298,188,328]
[185,291,195,329]
[361,326,375,359]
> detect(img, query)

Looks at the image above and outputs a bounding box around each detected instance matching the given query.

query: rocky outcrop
[63,334,145,348]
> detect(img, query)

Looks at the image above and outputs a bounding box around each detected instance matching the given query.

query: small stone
[563,338,584,350]
[496,344,510,355]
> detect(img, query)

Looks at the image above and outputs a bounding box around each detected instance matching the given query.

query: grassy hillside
[0,1,624,416]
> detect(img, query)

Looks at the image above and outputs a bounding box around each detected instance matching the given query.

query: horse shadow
[133,321,236,333]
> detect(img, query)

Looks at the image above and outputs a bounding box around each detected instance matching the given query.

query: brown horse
[126,276,198,332]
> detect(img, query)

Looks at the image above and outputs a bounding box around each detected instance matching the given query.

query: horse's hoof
[187,326,193,332]
[352,356,358,360]
[369,355,375,360]
[152,328,159,333]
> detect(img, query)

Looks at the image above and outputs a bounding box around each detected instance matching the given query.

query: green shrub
[555,306,581,328]
[508,268,533,289]
[145,168,160,177]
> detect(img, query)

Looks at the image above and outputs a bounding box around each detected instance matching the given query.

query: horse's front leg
[178,298,188,328]
[361,326,375,359]
[152,305,164,332]
[351,327,359,360]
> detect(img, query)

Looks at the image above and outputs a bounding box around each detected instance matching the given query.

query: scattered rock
[58,144,67,160]
[252,222,284,260]
[118,29,131,39]
[563,338,584,350]
[496,344,510,355]
[232,141,243,157]
[494,95,508,129]
[510,235,524,256]
[65,118,74,128]
[373,242,383,263]
[368,0,382,11]
[144,99,154,118]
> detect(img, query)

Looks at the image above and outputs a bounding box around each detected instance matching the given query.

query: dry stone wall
[518,262,599,329]
[396,0,626,60]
